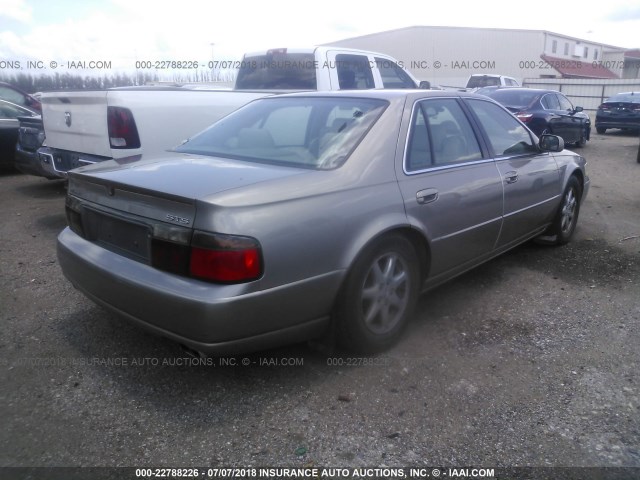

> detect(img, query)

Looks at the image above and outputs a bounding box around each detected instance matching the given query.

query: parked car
[15,114,49,178]
[595,92,640,134]
[465,74,520,90]
[0,82,41,112]
[0,99,39,170]
[484,87,590,147]
[57,90,589,355]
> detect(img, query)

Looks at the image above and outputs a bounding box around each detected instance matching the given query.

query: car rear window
[605,93,640,104]
[174,96,388,170]
[235,53,317,89]
[467,76,501,88]
[487,89,540,109]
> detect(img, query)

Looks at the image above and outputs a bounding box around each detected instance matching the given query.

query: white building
[323,26,639,88]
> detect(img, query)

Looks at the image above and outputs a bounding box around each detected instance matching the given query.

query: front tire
[335,235,420,353]
[548,176,582,245]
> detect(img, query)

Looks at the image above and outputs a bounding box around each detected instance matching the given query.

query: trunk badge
[65,112,72,127]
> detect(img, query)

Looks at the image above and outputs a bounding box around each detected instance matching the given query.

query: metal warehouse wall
[324,26,547,88]
[522,78,640,113]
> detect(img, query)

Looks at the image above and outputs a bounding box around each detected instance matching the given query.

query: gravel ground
[1,131,639,475]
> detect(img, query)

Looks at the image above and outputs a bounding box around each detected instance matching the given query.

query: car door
[556,93,583,143]
[540,92,570,140]
[464,98,561,249]
[397,97,504,280]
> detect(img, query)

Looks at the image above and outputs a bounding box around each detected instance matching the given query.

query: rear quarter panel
[194,98,410,291]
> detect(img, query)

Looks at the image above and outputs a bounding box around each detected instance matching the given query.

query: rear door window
[406,98,483,171]
[335,54,375,90]
[374,58,416,88]
[541,93,560,110]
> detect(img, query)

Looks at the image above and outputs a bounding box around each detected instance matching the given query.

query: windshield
[174,97,388,170]
[606,93,640,104]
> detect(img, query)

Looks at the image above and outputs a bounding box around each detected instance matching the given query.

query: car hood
[69,152,309,201]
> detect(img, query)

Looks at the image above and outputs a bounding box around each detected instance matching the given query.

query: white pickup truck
[464,74,520,91]
[29,47,426,179]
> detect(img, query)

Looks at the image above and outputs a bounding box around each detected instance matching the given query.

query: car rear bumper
[595,119,640,130]
[14,146,60,179]
[57,227,339,354]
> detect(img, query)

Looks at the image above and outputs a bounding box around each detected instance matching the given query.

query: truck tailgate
[105,90,272,149]
[41,91,112,158]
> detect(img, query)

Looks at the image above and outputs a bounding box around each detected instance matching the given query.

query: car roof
[606,92,640,98]
[269,89,495,101]
[242,46,405,59]
[487,87,560,95]
[0,81,34,96]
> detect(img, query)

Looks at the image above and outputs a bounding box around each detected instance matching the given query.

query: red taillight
[107,106,141,149]
[151,229,263,283]
[189,232,262,283]
[598,104,611,111]
[190,247,261,282]
[516,112,533,122]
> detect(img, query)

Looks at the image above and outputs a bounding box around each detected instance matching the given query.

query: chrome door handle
[416,188,439,204]
[504,171,518,184]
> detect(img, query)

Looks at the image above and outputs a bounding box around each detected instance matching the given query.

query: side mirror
[574,106,583,112]
[539,134,564,152]
[418,80,431,90]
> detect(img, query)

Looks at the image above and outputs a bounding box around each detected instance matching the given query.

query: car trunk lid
[67,152,306,234]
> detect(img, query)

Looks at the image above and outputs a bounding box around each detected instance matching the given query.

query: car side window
[0,86,27,106]
[406,106,432,171]
[374,57,416,88]
[335,54,375,90]
[0,102,31,119]
[541,93,560,110]
[466,99,538,157]
[406,98,483,172]
[557,94,574,111]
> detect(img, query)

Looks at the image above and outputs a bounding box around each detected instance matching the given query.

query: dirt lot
[1,132,639,474]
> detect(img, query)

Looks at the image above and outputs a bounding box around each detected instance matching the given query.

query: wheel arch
[339,221,431,287]
[563,165,585,201]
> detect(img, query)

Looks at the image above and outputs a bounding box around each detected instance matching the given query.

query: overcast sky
[1,0,639,74]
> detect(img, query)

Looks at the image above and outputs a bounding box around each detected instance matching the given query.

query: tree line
[0,72,165,93]
[1,71,239,93]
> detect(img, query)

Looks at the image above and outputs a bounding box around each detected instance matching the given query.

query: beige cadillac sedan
[58,90,589,354]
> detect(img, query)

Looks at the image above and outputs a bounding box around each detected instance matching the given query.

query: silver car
[57,90,589,354]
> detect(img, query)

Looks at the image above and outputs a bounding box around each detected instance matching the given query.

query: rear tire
[335,235,420,353]
[596,127,606,134]
[548,176,582,245]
